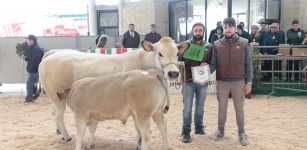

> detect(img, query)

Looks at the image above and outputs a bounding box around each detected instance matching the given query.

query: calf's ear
[142,40,154,52]
[177,41,190,53]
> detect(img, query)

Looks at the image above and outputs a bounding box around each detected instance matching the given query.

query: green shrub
[251,48,262,92]
[15,42,28,57]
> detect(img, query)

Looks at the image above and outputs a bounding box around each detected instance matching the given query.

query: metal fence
[252,45,307,98]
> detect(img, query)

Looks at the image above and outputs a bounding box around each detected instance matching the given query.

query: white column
[88,0,97,35]
[118,0,124,35]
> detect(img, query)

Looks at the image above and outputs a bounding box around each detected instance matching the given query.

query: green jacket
[238,31,250,40]
[211,34,224,44]
[262,31,283,54]
[286,28,304,45]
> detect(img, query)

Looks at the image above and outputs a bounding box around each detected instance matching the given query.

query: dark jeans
[26,73,39,100]
[182,82,208,132]
[286,60,300,81]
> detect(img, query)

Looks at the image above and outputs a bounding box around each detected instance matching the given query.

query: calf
[59,69,169,150]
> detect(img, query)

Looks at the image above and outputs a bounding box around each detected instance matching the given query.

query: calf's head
[142,37,188,80]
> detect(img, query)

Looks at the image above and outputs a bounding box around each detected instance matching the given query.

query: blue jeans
[182,81,208,132]
[26,73,39,98]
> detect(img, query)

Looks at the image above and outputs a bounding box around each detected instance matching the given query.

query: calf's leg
[152,109,169,150]
[133,115,142,150]
[75,117,87,150]
[87,122,98,149]
[136,117,151,150]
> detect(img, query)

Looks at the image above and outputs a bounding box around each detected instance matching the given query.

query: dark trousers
[26,73,39,100]
[286,60,300,81]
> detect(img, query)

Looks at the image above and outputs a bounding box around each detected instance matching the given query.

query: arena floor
[0,94,306,150]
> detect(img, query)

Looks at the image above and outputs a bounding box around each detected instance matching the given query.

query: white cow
[58,69,169,150]
[38,37,188,141]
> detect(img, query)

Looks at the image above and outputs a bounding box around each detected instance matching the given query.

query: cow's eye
[158,52,163,57]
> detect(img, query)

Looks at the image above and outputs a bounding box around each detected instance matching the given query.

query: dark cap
[25,34,37,42]
[237,25,243,31]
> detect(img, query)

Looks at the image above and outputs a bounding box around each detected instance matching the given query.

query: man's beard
[193,35,203,41]
[225,33,235,39]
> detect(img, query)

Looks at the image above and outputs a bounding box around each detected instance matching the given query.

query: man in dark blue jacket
[23,35,44,103]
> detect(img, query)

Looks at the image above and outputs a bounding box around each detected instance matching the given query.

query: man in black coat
[122,23,140,48]
[23,35,44,103]
[144,24,161,44]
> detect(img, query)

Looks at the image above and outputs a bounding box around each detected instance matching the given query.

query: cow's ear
[142,40,154,51]
[177,41,190,53]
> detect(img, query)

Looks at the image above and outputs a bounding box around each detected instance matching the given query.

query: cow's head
[142,37,188,80]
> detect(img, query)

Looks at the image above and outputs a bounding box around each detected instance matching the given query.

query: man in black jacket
[144,24,161,44]
[122,23,140,48]
[23,35,44,103]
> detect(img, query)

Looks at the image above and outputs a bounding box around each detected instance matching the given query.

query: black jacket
[144,32,161,44]
[25,44,44,73]
[122,31,140,48]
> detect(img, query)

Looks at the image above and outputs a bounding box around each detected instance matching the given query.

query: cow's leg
[87,122,97,149]
[132,115,141,150]
[54,99,71,141]
[136,118,151,150]
[45,87,71,141]
[152,109,169,150]
[75,117,87,150]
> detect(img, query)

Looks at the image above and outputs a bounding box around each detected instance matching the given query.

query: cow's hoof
[62,137,72,142]
[56,129,61,134]
[136,138,141,150]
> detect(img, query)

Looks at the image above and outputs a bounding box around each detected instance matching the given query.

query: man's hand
[244,84,252,95]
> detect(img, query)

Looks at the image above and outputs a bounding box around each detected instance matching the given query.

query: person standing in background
[211,26,224,44]
[122,23,140,48]
[209,21,223,44]
[96,35,108,48]
[249,25,260,44]
[286,20,305,81]
[144,24,161,44]
[23,35,44,103]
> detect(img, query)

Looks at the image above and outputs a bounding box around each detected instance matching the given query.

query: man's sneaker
[181,130,191,143]
[24,95,33,103]
[212,130,224,141]
[239,133,249,146]
[32,93,40,101]
[195,127,206,135]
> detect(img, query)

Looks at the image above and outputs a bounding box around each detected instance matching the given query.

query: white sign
[168,71,217,95]
[191,65,210,85]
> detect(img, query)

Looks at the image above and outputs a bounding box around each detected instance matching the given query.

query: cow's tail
[57,89,71,101]
[156,73,170,113]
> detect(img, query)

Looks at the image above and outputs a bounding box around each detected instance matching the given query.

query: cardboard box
[292,48,307,56]
[278,44,290,55]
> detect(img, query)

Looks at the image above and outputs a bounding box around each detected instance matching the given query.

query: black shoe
[25,95,33,103]
[181,130,191,143]
[32,93,39,101]
[195,127,206,135]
